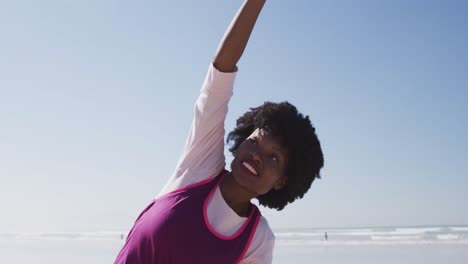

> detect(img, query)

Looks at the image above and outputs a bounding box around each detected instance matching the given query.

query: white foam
[371,235,423,241]
[3,226,468,246]
[437,234,459,240]
[0,231,125,241]
[276,239,468,246]
[273,226,468,246]
[451,227,468,232]
[275,232,324,238]
[392,227,441,234]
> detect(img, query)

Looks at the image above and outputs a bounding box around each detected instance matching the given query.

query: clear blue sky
[1,0,467,232]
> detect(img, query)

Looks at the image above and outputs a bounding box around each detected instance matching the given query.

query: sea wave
[437,234,459,240]
[0,231,124,241]
[273,225,468,245]
[275,239,468,246]
[370,235,423,241]
[451,227,468,232]
[2,226,468,246]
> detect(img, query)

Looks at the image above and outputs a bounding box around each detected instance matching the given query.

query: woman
[115,0,324,263]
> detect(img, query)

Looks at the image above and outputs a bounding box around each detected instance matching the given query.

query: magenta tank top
[115,170,261,264]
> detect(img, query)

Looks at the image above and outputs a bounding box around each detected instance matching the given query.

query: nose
[249,149,263,168]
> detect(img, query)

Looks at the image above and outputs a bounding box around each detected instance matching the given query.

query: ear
[273,177,287,191]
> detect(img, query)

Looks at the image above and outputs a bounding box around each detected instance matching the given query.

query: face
[230,128,288,197]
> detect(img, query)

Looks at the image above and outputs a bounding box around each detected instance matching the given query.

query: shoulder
[241,216,275,263]
[254,216,275,242]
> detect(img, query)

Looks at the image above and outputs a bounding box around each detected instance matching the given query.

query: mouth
[240,160,259,176]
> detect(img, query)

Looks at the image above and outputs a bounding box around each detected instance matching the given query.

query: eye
[270,155,278,162]
[247,138,257,144]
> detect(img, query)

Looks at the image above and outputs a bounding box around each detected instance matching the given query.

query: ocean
[273,226,468,263]
[1,226,467,263]
[274,225,468,246]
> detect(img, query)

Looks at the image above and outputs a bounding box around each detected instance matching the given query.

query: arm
[213,0,267,72]
[158,0,267,196]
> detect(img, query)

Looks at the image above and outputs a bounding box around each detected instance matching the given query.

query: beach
[2,239,467,264]
[1,226,467,263]
[274,244,468,264]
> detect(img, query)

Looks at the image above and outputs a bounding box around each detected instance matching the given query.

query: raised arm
[159,0,267,196]
[213,0,266,73]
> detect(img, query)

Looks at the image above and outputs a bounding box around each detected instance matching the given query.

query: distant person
[115,1,324,263]
[325,232,328,241]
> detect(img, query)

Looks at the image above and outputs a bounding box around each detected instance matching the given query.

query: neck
[219,172,255,217]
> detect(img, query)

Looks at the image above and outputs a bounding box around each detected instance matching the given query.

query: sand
[1,238,468,264]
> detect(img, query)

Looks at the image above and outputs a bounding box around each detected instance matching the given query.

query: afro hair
[227,101,324,210]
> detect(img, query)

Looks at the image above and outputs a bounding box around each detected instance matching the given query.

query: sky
[0,0,467,233]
